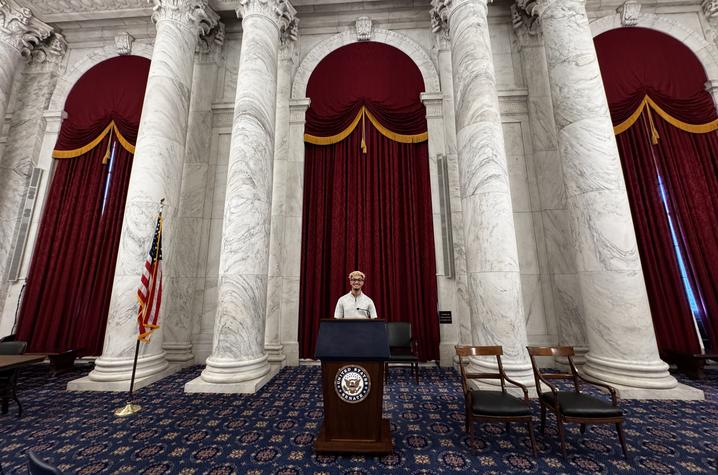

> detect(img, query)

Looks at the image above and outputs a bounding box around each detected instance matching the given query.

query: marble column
[165,22,224,365]
[512,12,588,363]
[186,0,296,394]
[265,26,297,368]
[526,0,677,390]
[74,0,218,391]
[430,0,533,383]
[0,1,53,308]
[0,1,51,144]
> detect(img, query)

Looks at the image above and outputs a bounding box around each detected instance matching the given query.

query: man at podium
[333,270,378,319]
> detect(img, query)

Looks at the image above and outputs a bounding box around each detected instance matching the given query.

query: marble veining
[539,0,676,389]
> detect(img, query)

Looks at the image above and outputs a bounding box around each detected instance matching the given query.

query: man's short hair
[348,270,365,280]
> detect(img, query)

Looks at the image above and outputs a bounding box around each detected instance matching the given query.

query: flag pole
[115,198,165,417]
[114,338,142,417]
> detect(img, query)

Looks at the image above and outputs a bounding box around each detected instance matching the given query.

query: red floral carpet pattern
[0,364,716,474]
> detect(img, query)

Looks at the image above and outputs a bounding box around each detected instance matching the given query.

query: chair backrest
[454,345,506,393]
[526,346,579,391]
[27,451,63,475]
[0,341,27,355]
[0,334,16,343]
[387,322,411,348]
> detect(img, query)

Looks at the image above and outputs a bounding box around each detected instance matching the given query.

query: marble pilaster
[186,0,296,394]
[76,0,218,391]
[279,98,309,366]
[430,0,533,383]
[529,0,677,390]
[265,30,297,368]
[512,16,587,363]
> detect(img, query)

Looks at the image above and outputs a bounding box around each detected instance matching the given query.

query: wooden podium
[314,319,393,454]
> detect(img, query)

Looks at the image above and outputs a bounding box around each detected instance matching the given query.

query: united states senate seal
[334,365,371,403]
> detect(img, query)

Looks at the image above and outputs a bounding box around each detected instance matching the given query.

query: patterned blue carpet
[0,363,716,474]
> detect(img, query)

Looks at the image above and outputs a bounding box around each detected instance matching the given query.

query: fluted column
[76,0,218,391]
[430,0,533,383]
[186,0,296,394]
[524,0,677,390]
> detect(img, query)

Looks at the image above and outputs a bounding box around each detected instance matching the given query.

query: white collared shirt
[334,292,378,319]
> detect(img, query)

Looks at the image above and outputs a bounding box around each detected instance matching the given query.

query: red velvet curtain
[299,42,439,360]
[596,28,718,354]
[16,56,150,355]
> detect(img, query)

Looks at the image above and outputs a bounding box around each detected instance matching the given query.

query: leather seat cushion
[470,390,530,417]
[541,391,623,418]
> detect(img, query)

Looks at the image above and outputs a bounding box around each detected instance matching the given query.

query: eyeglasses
[350,278,364,282]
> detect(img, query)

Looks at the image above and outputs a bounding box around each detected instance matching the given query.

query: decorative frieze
[617,1,641,27]
[237,0,297,32]
[115,31,135,55]
[355,16,372,41]
[0,0,53,57]
[150,0,218,35]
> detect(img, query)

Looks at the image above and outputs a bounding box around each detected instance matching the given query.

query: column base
[192,332,213,365]
[555,346,588,368]
[163,342,194,363]
[68,364,178,392]
[265,343,286,370]
[185,366,276,394]
[85,351,169,383]
[583,352,678,389]
[606,381,704,400]
[186,353,272,394]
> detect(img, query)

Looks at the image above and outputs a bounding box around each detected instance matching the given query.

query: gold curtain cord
[304,106,428,153]
[613,95,718,143]
[52,120,136,160]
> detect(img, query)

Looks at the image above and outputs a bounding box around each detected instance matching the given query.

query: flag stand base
[114,402,141,417]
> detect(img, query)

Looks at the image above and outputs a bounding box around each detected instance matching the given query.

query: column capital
[149,0,219,36]
[420,92,443,118]
[511,3,542,47]
[237,0,297,33]
[513,0,573,19]
[30,31,67,65]
[0,0,54,57]
[430,0,492,32]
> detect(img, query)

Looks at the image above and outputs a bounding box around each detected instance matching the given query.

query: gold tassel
[102,126,114,164]
[646,104,660,145]
[360,107,367,154]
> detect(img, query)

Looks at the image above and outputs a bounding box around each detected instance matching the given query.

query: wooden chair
[455,345,537,456]
[526,346,627,458]
[0,341,28,417]
[385,322,419,383]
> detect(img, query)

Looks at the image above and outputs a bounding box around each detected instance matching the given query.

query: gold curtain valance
[304,106,428,153]
[52,120,136,162]
[613,95,718,144]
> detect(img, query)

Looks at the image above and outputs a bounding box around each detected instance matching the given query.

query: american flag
[137,207,163,342]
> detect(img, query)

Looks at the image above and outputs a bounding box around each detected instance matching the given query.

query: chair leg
[540,405,546,433]
[616,422,628,459]
[384,363,388,384]
[505,422,510,433]
[580,423,586,434]
[414,363,419,384]
[1,396,8,415]
[527,419,537,457]
[557,419,567,459]
[13,395,22,418]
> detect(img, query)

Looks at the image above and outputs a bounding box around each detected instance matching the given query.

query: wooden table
[0,354,46,370]
[1,355,46,417]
